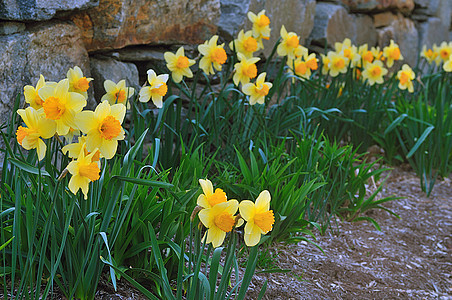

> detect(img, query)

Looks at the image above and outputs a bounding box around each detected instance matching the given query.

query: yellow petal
[239,200,255,221]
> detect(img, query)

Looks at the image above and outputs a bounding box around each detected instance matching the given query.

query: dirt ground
[246,166,452,299]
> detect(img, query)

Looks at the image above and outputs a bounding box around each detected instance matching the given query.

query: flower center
[343,49,351,58]
[79,162,101,181]
[390,48,401,60]
[211,48,227,65]
[371,66,382,77]
[286,35,299,49]
[151,83,168,97]
[306,58,318,70]
[254,210,274,233]
[114,90,127,103]
[256,15,270,27]
[363,51,373,63]
[243,37,258,53]
[214,211,235,232]
[425,49,434,58]
[440,49,450,59]
[43,96,66,120]
[176,56,190,69]
[16,126,37,145]
[295,61,307,75]
[207,188,227,207]
[256,83,270,96]
[399,71,409,85]
[243,63,257,79]
[99,115,121,140]
[73,77,90,92]
[334,58,345,69]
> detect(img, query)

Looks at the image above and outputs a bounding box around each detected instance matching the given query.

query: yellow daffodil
[198,200,239,248]
[421,45,439,65]
[288,58,311,80]
[239,190,275,247]
[247,10,271,49]
[16,107,56,161]
[443,56,452,72]
[233,53,260,86]
[197,178,228,209]
[164,46,196,83]
[294,45,308,59]
[67,66,93,98]
[198,35,228,75]
[39,79,87,136]
[358,44,374,67]
[397,64,415,92]
[320,54,330,75]
[24,75,56,110]
[66,148,101,199]
[75,100,125,159]
[139,69,169,108]
[371,46,384,61]
[362,60,388,86]
[327,51,349,77]
[242,72,272,105]
[101,79,135,108]
[229,30,260,58]
[62,136,101,161]
[383,40,403,68]
[304,53,318,71]
[277,25,300,60]
[436,41,452,63]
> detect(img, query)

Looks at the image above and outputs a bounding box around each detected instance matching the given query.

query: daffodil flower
[233,53,260,86]
[229,30,260,58]
[75,100,126,159]
[164,46,196,83]
[242,72,272,105]
[443,56,452,72]
[198,200,239,248]
[420,45,438,65]
[24,75,56,110]
[436,41,452,63]
[62,136,101,161]
[239,190,275,247]
[101,79,135,108]
[362,60,388,86]
[277,25,300,60]
[287,58,311,80]
[67,66,93,98]
[16,107,56,161]
[198,35,228,75]
[139,69,169,108]
[397,64,415,92]
[383,40,403,68]
[327,51,349,77]
[197,178,228,209]
[247,10,270,49]
[38,79,87,136]
[66,147,101,200]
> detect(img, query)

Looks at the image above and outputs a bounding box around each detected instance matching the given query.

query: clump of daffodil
[164,46,196,83]
[62,136,101,161]
[239,190,275,247]
[39,78,87,136]
[197,178,228,209]
[16,107,56,161]
[383,40,403,68]
[436,41,452,63]
[242,72,272,105]
[277,25,300,60]
[362,60,388,86]
[233,53,260,86]
[67,66,93,98]
[335,38,361,68]
[198,199,239,248]
[75,100,126,159]
[247,10,271,49]
[229,30,260,58]
[327,51,349,77]
[101,79,135,108]
[139,69,169,108]
[66,146,101,200]
[198,35,228,75]
[397,64,415,93]
[421,45,439,65]
[24,75,56,110]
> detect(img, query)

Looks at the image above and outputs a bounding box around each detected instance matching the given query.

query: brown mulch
[246,166,452,299]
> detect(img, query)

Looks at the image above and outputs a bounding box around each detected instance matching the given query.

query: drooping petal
[239,200,255,221]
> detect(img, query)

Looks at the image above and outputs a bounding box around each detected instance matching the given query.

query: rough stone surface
[373,12,398,28]
[217,0,252,40]
[355,14,377,46]
[89,56,139,102]
[413,0,440,16]
[308,3,356,48]
[436,0,451,31]
[71,0,221,52]
[341,0,414,14]
[418,18,448,49]
[0,21,25,35]
[0,0,99,21]
[378,17,419,67]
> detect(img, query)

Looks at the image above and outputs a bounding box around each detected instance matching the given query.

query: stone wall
[0,0,450,126]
